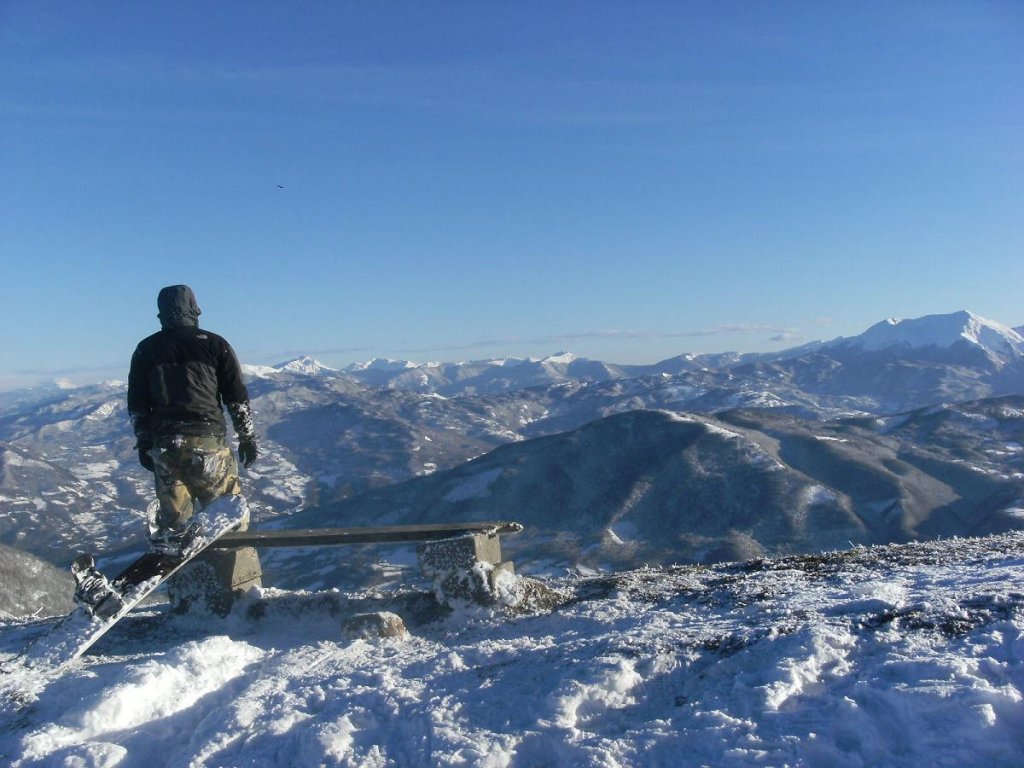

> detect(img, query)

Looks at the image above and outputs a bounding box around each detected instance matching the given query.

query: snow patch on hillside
[443,468,504,503]
[702,422,744,440]
[84,402,118,421]
[0,450,50,470]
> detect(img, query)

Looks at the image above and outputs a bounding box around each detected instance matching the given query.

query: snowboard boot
[147,521,203,557]
[71,554,126,619]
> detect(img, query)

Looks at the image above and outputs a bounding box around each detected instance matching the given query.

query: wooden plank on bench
[207,521,524,549]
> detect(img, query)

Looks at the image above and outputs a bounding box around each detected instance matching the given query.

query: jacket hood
[157,285,202,328]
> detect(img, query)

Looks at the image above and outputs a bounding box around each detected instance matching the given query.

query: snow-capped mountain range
[243,310,1024,398]
[0,310,1022,578]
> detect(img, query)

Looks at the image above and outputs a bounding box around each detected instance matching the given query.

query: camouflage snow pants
[150,434,262,609]
[152,434,242,530]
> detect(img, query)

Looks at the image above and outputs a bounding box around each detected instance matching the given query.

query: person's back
[128,285,254,445]
[127,285,261,611]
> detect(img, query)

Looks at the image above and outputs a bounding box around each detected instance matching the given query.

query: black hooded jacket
[127,286,253,441]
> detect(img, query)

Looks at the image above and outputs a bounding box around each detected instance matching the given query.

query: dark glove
[238,436,258,469]
[137,440,154,472]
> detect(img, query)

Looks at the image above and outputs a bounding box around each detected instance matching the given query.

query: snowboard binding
[147,518,204,558]
[71,554,127,619]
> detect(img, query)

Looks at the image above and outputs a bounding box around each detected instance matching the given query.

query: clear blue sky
[1,1,1021,389]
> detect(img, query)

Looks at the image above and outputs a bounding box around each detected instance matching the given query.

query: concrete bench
[206,521,524,604]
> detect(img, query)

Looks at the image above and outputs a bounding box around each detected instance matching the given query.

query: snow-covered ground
[4,533,1024,766]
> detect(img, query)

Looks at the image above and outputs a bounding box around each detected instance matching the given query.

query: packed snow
[4,533,1024,766]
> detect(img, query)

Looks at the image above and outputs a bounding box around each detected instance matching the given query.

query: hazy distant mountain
[243,355,339,378]
[343,353,631,396]
[636,351,756,376]
[0,381,78,413]
[342,352,757,394]
[325,310,1024,409]
[342,358,420,388]
[721,311,1024,414]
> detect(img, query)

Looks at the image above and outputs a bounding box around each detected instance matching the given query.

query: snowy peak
[336,352,628,396]
[456,357,527,368]
[535,352,577,365]
[345,358,419,373]
[242,357,339,379]
[834,310,1024,356]
[274,356,336,375]
[240,363,280,378]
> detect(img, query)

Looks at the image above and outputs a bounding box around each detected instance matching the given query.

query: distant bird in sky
[277,184,284,189]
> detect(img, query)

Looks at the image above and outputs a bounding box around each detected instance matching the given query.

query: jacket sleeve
[126,345,153,441]
[218,340,256,440]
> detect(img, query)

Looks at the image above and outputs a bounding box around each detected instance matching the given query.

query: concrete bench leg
[168,546,262,615]
[416,533,514,605]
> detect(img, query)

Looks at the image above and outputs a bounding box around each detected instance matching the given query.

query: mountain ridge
[0,308,1021,583]
[294,309,1024,397]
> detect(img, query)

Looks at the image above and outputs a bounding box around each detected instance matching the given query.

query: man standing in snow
[128,285,262,611]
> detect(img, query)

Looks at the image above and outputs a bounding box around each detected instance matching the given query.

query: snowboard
[13,493,249,674]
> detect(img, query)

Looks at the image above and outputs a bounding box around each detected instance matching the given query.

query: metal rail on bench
[207,521,523,549]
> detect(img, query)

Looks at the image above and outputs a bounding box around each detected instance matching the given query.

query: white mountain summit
[827,310,1024,357]
[534,352,577,365]
[242,356,338,378]
[345,358,420,373]
[274,356,337,375]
